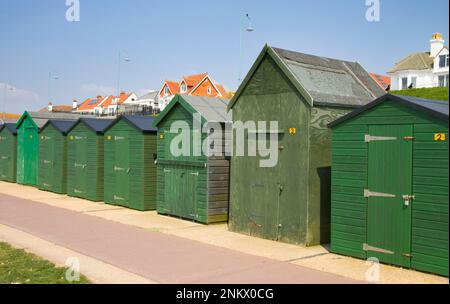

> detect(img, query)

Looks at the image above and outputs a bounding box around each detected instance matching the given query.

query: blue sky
[0,0,448,113]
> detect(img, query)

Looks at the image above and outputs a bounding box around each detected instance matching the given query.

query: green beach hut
[227,45,385,246]
[329,94,449,277]
[0,123,18,183]
[15,112,80,186]
[153,95,232,224]
[104,116,158,211]
[66,118,114,202]
[38,120,77,194]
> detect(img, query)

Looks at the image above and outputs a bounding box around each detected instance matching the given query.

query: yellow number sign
[289,128,297,136]
[160,133,165,140]
[434,133,447,141]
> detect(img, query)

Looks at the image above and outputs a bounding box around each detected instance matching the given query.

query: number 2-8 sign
[434,133,447,141]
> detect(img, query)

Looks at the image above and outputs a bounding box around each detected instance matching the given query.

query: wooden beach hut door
[114,132,130,207]
[24,127,38,185]
[366,125,413,268]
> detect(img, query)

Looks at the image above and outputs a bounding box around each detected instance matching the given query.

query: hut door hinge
[402,253,413,258]
[191,172,199,176]
[403,136,416,141]
[164,169,171,173]
[363,244,395,255]
[365,135,397,143]
[364,189,396,198]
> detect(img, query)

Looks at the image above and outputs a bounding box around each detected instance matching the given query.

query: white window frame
[180,83,187,93]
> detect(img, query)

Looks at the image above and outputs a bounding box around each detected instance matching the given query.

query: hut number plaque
[434,133,447,141]
[289,128,297,136]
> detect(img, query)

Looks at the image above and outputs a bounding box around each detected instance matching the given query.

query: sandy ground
[0,182,447,284]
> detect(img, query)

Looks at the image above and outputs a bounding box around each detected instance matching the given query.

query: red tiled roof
[117,92,131,104]
[161,73,229,98]
[39,105,73,113]
[216,84,229,98]
[99,96,115,108]
[370,73,391,90]
[165,81,180,95]
[0,113,21,119]
[77,96,106,111]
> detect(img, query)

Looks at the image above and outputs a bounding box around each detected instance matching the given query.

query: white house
[388,33,449,90]
[118,91,160,115]
[104,92,138,116]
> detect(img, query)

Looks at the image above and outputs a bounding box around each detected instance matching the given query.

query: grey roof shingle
[42,120,78,135]
[136,91,158,101]
[181,96,231,122]
[392,94,449,116]
[122,116,157,133]
[328,94,449,128]
[24,112,81,129]
[271,47,386,107]
[388,52,434,73]
[0,123,18,135]
[79,118,115,134]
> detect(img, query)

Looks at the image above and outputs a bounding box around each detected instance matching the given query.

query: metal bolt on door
[365,125,413,268]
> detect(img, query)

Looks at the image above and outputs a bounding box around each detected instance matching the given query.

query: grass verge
[0,242,90,284]
[391,87,449,101]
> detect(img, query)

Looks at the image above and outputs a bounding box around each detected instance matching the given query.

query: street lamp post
[239,13,254,84]
[2,83,14,123]
[117,51,131,96]
[48,72,59,103]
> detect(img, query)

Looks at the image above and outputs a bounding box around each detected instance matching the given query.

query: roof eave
[153,95,199,127]
[328,93,449,128]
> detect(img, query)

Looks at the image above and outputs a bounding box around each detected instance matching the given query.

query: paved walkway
[0,194,358,284]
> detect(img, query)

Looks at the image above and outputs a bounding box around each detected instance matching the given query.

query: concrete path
[0,224,155,284]
[0,193,358,284]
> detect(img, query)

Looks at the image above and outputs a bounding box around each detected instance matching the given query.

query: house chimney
[73,99,78,110]
[97,95,103,100]
[430,33,445,58]
[48,102,53,112]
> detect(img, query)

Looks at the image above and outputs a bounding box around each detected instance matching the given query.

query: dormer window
[180,83,187,93]
[207,86,212,95]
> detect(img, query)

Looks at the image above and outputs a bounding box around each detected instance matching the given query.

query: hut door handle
[126,168,131,174]
[191,172,199,176]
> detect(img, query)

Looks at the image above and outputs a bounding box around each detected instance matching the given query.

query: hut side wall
[206,123,231,223]
[331,100,449,277]
[0,129,17,182]
[307,106,351,246]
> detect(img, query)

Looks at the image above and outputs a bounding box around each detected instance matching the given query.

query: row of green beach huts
[0,45,448,277]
